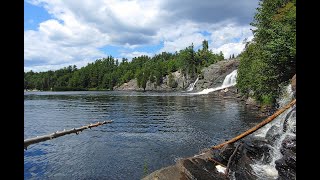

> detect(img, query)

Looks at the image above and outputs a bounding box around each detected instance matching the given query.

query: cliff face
[114,59,239,92]
[194,59,239,91]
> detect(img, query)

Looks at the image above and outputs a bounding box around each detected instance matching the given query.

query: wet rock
[233,144,258,180]
[275,134,296,180]
[275,151,296,180]
[280,135,296,155]
[242,138,271,163]
[265,125,281,145]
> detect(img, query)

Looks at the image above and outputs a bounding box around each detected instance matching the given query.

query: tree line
[237,0,296,106]
[24,40,224,91]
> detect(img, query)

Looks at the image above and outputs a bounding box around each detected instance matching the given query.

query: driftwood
[212,99,296,150]
[24,120,113,150]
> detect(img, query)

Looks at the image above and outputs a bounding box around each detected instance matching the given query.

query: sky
[24,0,259,72]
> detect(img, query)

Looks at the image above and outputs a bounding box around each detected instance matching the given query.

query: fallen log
[212,99,296,150]
[24,120,113,150]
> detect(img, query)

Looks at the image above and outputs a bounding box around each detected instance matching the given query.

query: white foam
[191,70,237,95]
[216,165,226,173]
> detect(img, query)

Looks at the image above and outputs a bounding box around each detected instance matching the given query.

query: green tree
[237,0,296,105]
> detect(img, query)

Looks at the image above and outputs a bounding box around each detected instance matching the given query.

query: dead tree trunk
[24,120,113,150]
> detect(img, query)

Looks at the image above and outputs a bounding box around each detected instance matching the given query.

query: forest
[24,40,224,91]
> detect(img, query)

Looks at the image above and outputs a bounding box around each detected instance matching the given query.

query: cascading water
[250,83,296,179]
[187,77,199,91]
[191,70,237,95]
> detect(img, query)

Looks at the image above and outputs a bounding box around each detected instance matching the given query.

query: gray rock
[265,125,281,145]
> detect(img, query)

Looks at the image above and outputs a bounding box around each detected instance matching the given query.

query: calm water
[24,91,263,179]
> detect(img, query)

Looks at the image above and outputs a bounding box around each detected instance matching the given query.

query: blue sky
[24,0,258,72]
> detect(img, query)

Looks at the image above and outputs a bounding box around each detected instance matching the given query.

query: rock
[280,135,296,155]
[211,144,236,165]
[245,97,260,108]
[194,59,239,91]
[265,125,281,145]
[142,165,187,180]
[232,143,258,180]
[241,138,272,163]
[275,150,296,180]
[177,158,228,180]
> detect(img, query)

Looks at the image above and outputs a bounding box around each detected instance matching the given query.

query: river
[24,91,264,179]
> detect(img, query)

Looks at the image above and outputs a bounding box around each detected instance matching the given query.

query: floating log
[212,99,296,150]
[24,120,113,150]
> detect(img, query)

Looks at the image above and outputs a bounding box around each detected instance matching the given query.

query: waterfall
[250,83,295,179]
[187,77,199,91]
[191,70,237,95]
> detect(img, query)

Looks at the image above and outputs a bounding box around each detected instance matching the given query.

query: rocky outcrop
[194,59,239,91]
[115,59,239,91]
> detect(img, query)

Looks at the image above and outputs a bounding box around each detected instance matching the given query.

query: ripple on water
[24,91,263,179]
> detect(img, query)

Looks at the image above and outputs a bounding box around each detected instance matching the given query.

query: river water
[24,91,263,179]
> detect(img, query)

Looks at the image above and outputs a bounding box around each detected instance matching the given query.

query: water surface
[24,91,263,179]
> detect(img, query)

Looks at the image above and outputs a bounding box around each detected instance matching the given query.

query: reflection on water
[24,91,263,179]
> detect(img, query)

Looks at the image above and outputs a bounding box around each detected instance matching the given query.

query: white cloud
[208,24,253,48]
[211,35,254,59]
[24,0,258,71]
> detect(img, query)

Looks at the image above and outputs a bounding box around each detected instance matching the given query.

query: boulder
[275,150,296,180]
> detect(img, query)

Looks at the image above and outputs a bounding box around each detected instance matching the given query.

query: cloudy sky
[24,0,258,72]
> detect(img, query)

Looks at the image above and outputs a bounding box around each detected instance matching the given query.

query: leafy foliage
[237,0,296,105]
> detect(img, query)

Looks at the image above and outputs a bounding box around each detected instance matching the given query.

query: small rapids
[250,84,296,179]
[186,77,199,92]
